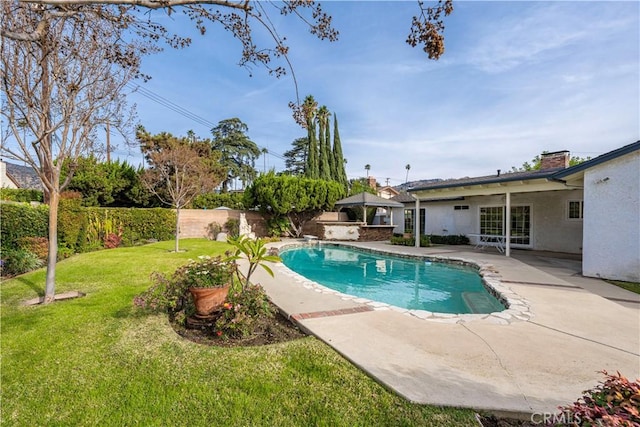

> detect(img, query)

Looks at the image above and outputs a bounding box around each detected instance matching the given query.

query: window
[480,206,503,237]
[404,209,414,233]
[403,208,426,234]
[480,205,531,246]
[454,205,469,210]
[568,200,584,219]
[510,206,530,245]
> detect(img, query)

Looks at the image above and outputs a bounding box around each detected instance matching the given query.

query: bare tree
[1,1,142,302]
[1,0,453,302]
[9,0,451,120]
[138,129,225,253]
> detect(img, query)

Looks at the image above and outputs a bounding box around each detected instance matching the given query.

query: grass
[1,239,477,426]
[606,280,640,295]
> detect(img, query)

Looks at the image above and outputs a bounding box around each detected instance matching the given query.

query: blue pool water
[280,246,505,314]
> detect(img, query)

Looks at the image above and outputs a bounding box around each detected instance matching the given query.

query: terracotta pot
[189,285,230,316]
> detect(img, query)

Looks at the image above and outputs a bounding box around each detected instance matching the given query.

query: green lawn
[1,239,476,426]
[606,280,640,295]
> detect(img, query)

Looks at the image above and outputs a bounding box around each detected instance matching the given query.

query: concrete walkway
[249,240,640,416]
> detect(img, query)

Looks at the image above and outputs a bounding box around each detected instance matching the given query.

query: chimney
[540,150,570,169]
[367,176,377,189]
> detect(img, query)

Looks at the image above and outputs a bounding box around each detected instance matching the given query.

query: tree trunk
[175,206,180,253]
[44,190,59,303]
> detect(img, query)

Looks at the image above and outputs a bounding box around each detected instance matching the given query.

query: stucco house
[0,160,42,190]
[391,141,639,282]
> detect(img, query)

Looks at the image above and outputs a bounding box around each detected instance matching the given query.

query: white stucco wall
[0,162,18,189]
[582,151,640,282]
[323,224,360,241]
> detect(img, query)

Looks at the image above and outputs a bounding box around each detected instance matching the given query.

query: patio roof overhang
[334,192,404,208]
[408,177,572,200]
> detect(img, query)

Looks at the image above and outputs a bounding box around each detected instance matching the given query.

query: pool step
[462,292,500,314]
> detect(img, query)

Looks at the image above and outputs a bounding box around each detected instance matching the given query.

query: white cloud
[118,1,638,186]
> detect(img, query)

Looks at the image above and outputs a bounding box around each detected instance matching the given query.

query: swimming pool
[280,245,505,314]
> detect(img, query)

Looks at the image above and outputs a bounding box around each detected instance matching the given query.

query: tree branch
[22,0,251,11]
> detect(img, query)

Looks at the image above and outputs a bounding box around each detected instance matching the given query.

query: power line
[126,83,288,162]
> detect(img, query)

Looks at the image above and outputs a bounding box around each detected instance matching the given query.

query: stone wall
[316,223,394,241]
[358,226,395,241]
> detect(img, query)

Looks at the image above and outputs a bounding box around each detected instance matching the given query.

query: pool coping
[274,241,532,325]
[247,239,639,416]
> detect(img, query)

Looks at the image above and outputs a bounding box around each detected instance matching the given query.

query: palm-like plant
[226,236,281,291]
[405,164,411,184]
[365,164,371,177]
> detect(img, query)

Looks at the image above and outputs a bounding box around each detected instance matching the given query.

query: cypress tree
[317,106,331,181]
[332,113,348,189]
[326,113,335,181]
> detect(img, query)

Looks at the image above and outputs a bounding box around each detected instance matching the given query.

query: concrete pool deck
[248,240,640,417]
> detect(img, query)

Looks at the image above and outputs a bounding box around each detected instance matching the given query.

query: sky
[113,0,639,187]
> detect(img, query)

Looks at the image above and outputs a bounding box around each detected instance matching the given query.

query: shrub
[556,371,640,426]
[215,284,273,339]
[224,218,239,238]
[0,188,43,203]
[1,249,44,277]
[428,234,470,245]
[85,207,175,247]
[17,236,49,260]
[390,235,430,247]
[134,256,235,315]
[191,192,245,210]
[207,222,222,240]
[266,216,290,237]
[104,233,123,249]
[58,192,87,252]
[0,202,48,251]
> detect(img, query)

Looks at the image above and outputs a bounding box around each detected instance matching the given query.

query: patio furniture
[467,233,506,254]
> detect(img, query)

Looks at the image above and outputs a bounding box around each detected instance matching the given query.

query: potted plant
[182,255,236,317]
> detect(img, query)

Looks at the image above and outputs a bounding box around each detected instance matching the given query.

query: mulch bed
[172,301,307,347]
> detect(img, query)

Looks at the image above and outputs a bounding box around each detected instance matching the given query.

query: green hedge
[191,192,245,210]
[1,202,176,252]
[428,234,470,245]
[84,207,175,247]
[0,188,44,203]
[0,202,48,251]
[390,235,431,247]
[58,193,87,253]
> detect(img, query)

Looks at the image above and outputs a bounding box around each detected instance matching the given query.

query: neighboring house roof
[335,192,404,208]
[390,192,416,203]
[3,162,42,190]
[377,186,400,198]
[408,140,640,194]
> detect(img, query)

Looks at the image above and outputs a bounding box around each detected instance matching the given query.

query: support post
[505,191,511,257]
[414,197,420,248]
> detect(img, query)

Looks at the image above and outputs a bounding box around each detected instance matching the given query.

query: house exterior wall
[0,161,18,189]
[392,207,406,234]
[582,151,640,281]
[399,189,584,253]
